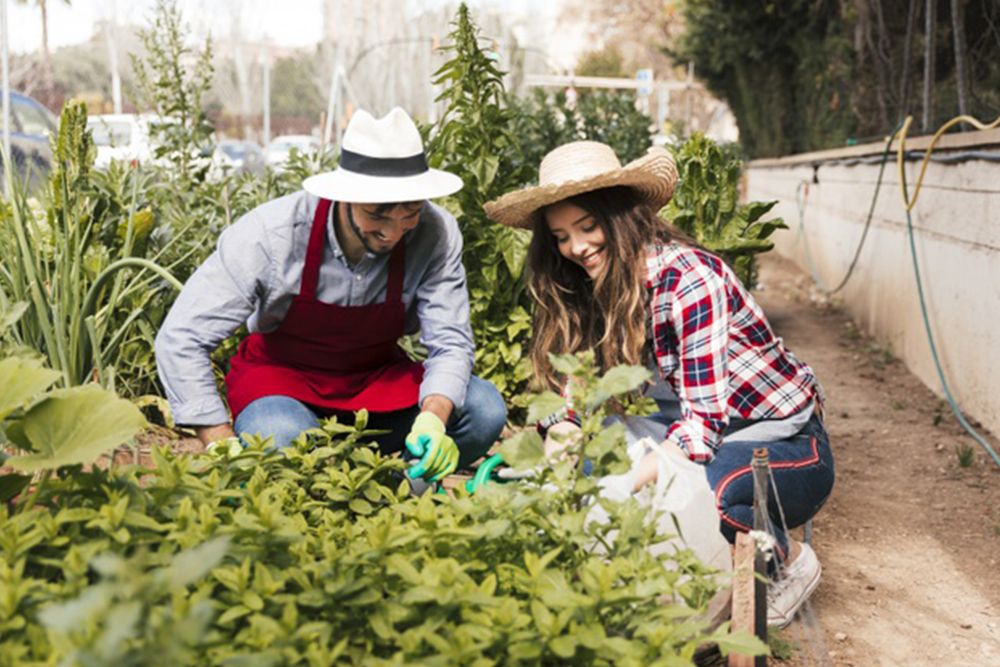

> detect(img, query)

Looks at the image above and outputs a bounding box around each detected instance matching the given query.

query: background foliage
[674,0,1000,157]
[664,134,786,287]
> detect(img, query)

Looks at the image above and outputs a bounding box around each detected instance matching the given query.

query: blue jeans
[233,375,507,468]
[704,412,835,562]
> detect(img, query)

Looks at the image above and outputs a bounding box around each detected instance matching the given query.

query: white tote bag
[590,437,732,573]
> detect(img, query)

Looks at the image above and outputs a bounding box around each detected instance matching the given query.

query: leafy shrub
[0,354,763,665]
[507,88,654,182]
[664,133,786,287]
[0,104,184,399]
[427,5,656,402]
[0,344,146,505]
[426,4,536,399]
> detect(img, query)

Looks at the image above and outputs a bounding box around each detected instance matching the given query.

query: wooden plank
[729,532,760,667]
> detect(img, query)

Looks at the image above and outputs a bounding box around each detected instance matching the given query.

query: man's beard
[347,204,394,256]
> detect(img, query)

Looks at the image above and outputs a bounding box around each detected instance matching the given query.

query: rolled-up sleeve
[154,214,273,426]
[415,214,475,409]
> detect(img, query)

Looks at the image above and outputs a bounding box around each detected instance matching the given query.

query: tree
[575,45,628,78]
[14,0,72,89]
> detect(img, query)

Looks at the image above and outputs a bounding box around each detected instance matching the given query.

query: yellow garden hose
[895,114,1000,468]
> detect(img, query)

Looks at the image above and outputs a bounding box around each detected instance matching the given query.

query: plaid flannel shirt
[646,243,820,462]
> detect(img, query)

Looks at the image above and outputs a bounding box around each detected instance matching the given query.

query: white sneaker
[767,541,821,628]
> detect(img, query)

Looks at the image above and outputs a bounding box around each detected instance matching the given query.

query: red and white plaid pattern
[646,243,821,462]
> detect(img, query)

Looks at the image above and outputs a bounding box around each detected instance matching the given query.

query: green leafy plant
[0,104,184,399]
[0,348,146,506]
[507,87,654,177]
[955,443,975,468]
[665,133,787,287]
[130,0,216,189]
[0,355,765,665]
[426,3,536,399]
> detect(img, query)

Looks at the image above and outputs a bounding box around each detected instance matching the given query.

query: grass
[768,628,796,661]
[955,443,976,468]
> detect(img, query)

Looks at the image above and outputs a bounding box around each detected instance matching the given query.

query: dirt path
[754,253,1000,666]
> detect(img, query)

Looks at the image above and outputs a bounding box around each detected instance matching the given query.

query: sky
[5,0,554,55]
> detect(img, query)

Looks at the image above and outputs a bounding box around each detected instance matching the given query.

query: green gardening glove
[405,412,459,482]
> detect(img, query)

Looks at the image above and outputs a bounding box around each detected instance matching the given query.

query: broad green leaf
[548,353,580,375]
[526,391,566,425]
[549,635,577,659]
[0,357,61,422]
[0,301,28,332]
[497,429,544,471]
[8,385,146,471]
[0,473,30,503]
[587,365,652,409]
[713,628,769,657]
[165,537,230,589]
[38,584,114,632]
[500,231,529,277]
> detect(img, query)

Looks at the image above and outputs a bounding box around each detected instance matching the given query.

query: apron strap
[386,239,406,303]
[300,198,332,300]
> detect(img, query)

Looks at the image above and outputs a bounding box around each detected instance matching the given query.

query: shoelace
[767,569,795,604]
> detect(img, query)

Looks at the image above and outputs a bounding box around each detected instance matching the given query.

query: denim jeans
[615,404,834,564]
[233,375,507,468]
[704,411,835,562]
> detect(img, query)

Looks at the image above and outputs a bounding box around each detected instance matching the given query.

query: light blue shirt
[154,191,475,426]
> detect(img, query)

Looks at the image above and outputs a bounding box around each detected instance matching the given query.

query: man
[155,107,506,482]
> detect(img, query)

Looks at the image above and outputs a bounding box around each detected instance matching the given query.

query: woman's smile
[545,201,609,279]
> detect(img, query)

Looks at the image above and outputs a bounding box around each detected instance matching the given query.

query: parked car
[214,139,266,176]
[1,91,58,188]
[265,134,320,170]
[86,113,160,169]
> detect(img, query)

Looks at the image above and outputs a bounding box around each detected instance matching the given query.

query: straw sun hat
[484,141,679,229]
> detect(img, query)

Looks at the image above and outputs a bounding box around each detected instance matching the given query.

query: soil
[753,253,1000,667]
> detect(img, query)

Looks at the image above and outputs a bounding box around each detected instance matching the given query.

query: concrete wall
[745,132,1000,437]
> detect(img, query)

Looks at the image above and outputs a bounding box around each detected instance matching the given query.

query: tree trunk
[898,0,919,122]
[40,0,53,91]
[950,0,969,117]
[922,0,937,131]
[865,0,891,129]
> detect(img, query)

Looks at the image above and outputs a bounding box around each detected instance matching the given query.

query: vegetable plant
[0,352,765,665]
[664,133,787,287]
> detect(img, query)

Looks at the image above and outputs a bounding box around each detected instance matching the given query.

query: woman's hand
[544,421,582,460]
[632,440,687,492]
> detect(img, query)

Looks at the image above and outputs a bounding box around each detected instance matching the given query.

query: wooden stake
[729,532,758,667]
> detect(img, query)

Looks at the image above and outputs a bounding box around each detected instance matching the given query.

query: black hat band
[339,149,428,177]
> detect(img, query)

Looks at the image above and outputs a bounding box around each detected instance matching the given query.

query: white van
[86,114,164,169]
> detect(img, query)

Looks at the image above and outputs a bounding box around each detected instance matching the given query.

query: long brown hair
[527,186,689,389]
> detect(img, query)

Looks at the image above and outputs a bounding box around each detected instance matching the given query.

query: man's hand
[404,412,458,482]
[195,423,237,448]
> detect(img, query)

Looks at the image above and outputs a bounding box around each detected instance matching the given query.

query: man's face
[346,201,424,255]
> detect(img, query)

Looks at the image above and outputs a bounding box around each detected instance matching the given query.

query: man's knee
[234,395,320,449]
[462,376,507,439]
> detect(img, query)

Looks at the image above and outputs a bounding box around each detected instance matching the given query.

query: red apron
[225,198,423,420]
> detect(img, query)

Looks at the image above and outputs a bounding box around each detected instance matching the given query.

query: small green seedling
[955,443,975,468]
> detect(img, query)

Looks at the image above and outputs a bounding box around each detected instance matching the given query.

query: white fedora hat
[303,107,462,204]
[484,141,678,229]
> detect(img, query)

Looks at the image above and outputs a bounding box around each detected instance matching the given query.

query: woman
[484,141,834,628]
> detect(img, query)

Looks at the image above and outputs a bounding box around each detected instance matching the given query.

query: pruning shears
[464,453,508,494]
[426,452,511,496]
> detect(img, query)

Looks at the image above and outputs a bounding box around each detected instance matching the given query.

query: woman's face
[544,200,608,279]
